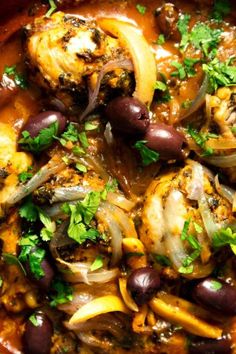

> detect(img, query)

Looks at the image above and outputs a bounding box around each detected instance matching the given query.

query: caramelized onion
[214,175,235,204]
[6,158,65,206]
[98,18,157,106]
[203,153,236,168]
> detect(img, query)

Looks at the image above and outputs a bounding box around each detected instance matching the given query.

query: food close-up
[0,0,236,353]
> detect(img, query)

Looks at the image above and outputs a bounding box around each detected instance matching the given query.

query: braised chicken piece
[24,12,134,109]
[140,162,235,278]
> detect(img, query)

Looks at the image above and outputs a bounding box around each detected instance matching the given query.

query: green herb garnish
[4,65,27,89]
[136,4,146,15]
[134,140,160,166]
[90,255,103,272]
[212,0,231,21]
[155,255,171,267]
[50,278,73,307]
[171,58,200,80]
[19,122,58,153]
[2,253,26,275]
[156,34,165,45]
[29,313,40,327]
[187,125,218,157]
[46,0,57,17]
[213,227,236,254]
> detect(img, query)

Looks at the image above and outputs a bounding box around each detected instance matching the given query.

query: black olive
[155,3,181,41]
[127,267,161,305]
[193,278,236,315]
[23,311,53,354]
[189,335,232,354]
[144,123,185,160]
[23,111,66,138]
[105,96,150,135]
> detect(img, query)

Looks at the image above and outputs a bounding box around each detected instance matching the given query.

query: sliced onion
[102,202,137,238]
[98,18,156,106]
[203,152,236,167]
[206,137,236,150]
[69,295,129,325]
[57,258,119,285]
[164,189,189,270]
[119,278,138,312]
[6,158,65,206]
[198,194,219,240]
[96,206,123,266]
[77,332,112,350]
[51,186,135,211]
[181,74,208,120]
[187,162,204,200]
[80,59,133,120]
[214,175,235,204]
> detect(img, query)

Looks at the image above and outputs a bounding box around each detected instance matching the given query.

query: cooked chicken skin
[139,163,235,277]
[25,12,133,108]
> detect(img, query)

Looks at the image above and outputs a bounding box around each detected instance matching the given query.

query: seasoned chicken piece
[140,162,235,278]
[25,12,133,109]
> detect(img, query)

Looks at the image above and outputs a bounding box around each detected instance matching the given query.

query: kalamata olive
[127,267,161,305]
[23,111,67,138]
[193,278,236,315]
[105,96,150,135]
[155,3,180,41]
[23,311,53,354]
[25,248,55,291]
[189,336,232,354]
[144,123,185,160]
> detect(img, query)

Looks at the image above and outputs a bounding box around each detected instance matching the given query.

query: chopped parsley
[29,313,40,327]
[18,169,33,183]
[18,235,46,280]
[208,279,223,291]
[61,191,101,244]
[156,34,165,45]
[154,81,168,91]
[189,23,222,56]
[59,123,79,146]
[177,14,222,57]
[171,58,200,80]
[213,227,236,254]
[101,179,118,200]
[46,0,57,17]
[38,209,55,241]
[84,122,99,131]
[19,122,58,153]
[181,99,192,109]
[212,0,231,22]
[177,13,191,51]
[154,79,171,103]
[19,197,38,222]
[90,255,103,272]
[50,278,73,307]
[203,57,236,93]
[4,65,27,89]
[155,255,171,267]
[75,163,87,173]
[179,219,202,274]
[134,140,160,166]
[187,125,218,157]
[0,276,3,288]
[136,4,146,15]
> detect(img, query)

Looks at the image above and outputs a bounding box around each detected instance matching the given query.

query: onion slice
[203,152,236,167]
[150,294,222,338]
[6,158,65,206]
[181,74,208,120]
[98,18,156,106]
[69,295,129,325]
[214,175,235,204]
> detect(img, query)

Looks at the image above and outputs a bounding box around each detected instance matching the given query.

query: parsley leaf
[213,227,236,254]
[187,125,218,157]
[19,122,58,153]
[189,23,222,56]
[171,58,200,80]
[157,34,165,45]
[4,65,27,89]
[28,248,45,279]
[62,191,101,245]
[212,0,231,21]
[101,179,118,200]
[75,163,87,173]
[154,79,171,103]
[18,170,33,183]
[155,254,171,267]
[38,209,55,241]
[90,255,103,272]
[29,313,40,327]
[208,279,223,291]
[136,4,146,15]
[177,13,191,51]
[19,197,38,222]
[50,278,73,307]
[134,140,160,166]
[203,57,236,93]
[46,0,57,17]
